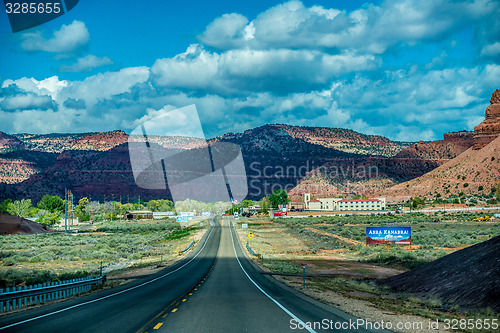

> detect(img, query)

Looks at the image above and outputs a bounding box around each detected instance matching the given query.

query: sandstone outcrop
[473,89,500,149]
[396,131,473,160]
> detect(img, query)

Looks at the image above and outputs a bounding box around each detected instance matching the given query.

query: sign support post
[302,266,306,289]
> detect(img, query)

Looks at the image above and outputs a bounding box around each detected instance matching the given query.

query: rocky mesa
[381,89,500,201]
[395,131,474,160]
[473,89,500,149]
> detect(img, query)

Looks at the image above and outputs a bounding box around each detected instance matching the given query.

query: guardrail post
[14,287,19,310]
[42,283,46,303]
[18,287,22,309]
[12,287,17,310]
[35,285,39,304]
[5,287,10,311]
[23,286,27,308]
[29,285,33,304]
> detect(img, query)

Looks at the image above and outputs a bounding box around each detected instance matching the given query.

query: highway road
[0,217,389,333]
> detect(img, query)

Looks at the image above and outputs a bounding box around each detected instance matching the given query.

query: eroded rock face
[395,131,473,160]
[474,89,500,149]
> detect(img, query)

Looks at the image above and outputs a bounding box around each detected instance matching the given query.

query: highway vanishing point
[0,217,390,333]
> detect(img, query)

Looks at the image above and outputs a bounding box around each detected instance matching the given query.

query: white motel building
[303,193,386,211]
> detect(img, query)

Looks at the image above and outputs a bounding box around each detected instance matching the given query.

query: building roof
[308,200,321,202]
[339,199,380,202]
[126,210,153,214]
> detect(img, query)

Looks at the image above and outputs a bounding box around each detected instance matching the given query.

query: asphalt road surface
[0,217,390,333]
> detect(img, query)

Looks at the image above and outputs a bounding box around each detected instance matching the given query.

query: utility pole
[67,190,74,228]
[70,192,74,227]
[64,188,68,233]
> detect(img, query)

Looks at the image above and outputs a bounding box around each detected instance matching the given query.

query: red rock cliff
[473,89,500,149]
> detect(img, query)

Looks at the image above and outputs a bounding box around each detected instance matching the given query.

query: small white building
[337,198,386,211]
[153,211,175,219]
[303,193,386,211]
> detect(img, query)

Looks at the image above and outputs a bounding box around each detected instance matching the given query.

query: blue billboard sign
[176,215,189,222]
[366,227,411,245]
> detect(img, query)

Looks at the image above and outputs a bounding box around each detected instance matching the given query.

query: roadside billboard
[366,227,411,245]
[176,215,189,222]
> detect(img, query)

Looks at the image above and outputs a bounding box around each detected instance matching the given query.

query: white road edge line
[0,226,215,331]
[228,219,317,333]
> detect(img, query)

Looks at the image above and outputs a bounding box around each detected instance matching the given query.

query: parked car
[273,211,287,216]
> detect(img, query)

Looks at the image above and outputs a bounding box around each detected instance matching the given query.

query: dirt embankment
[0,213,47,235]
[381,235,500,311]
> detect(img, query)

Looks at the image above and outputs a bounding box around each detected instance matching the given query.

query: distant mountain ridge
[0,124,476,203]
[215,124,413,157]
[13,130,128,153]
[0,131,26,153]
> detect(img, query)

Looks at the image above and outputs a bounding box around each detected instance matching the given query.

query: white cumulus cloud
[59,55,114,72]
[21,20,90,53]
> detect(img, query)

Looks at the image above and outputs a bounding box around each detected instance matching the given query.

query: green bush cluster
[0,220,199,287]
[0,269,90,288]
[357,245,447,269]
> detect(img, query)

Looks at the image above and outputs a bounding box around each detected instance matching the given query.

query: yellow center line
[171,308,178,313]
[182,299,187,302]
[162,314,168,318]
[188,293,193,295]
[153,323,163,329]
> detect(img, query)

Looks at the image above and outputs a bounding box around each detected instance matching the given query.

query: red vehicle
[273,210,287,216]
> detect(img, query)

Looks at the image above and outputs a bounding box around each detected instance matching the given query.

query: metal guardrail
[179,240,195,254]
[0,275,106,313]
[246,242,259,257]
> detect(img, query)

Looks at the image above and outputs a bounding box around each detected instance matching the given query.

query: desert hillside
[0,212,47,235]
[382,235,500,311]
[381,89,500,201]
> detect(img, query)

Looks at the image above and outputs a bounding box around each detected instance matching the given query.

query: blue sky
[0,0,499,141]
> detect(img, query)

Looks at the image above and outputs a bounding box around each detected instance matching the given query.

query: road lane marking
[171,308,178,313]
[182,299,186,302]
[0,226,216,331]
[153,323,163,329]
[228,220,317,333]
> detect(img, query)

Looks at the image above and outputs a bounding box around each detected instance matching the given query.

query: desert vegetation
[0,219,202,287]
[234,212,499,329]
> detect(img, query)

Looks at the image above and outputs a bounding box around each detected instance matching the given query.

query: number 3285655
[5,2,61,14]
